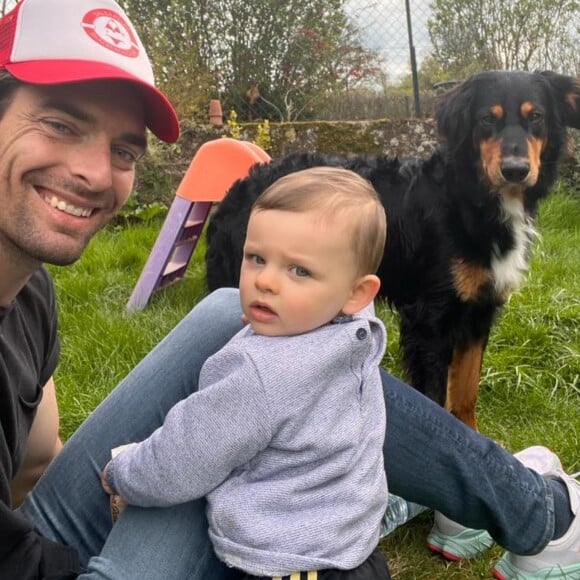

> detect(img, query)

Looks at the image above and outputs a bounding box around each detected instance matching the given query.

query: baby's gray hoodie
[106,307,388,576]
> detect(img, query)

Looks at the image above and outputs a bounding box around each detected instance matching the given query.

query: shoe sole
[427,526,494,561]
[493,553,580,579]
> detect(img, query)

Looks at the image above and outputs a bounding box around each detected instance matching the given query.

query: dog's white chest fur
[491,195,537,297]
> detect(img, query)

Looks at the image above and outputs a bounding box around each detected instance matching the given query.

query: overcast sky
[346,0,433,79]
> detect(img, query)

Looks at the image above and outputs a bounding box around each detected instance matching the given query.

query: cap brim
[6,60,180,143]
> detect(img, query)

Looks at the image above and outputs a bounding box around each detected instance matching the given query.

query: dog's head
[436,70,580,193]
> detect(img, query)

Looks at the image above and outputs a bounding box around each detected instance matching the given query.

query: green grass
[49,186,579,578]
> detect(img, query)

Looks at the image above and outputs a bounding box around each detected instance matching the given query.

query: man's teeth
[45,196,93,217]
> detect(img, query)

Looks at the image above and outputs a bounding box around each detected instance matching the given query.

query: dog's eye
[528,111,544,124]
[479,114,496,126]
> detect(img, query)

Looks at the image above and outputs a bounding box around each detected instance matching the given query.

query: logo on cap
[82,9,139,58]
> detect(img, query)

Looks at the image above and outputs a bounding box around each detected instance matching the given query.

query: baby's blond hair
[252,167,387,276]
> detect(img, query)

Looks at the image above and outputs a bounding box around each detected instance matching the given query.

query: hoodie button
[356,328,368,340]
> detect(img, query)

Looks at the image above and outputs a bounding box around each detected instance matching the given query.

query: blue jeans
[18,289,554,579]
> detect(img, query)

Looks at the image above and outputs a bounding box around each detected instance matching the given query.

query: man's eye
[291,265,310,277]
[44,119,73,135]
[113,147,138,163]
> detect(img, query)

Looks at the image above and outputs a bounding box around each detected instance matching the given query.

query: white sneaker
[493,470,580,579]
[427,446,562,561]
[427,511,494,560]
[515,446,564,476]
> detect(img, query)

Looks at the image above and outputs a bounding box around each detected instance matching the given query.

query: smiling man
[0,81,147,270]
[0,0,179,577]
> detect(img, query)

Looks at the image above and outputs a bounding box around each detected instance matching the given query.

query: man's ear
[341,274,381,315]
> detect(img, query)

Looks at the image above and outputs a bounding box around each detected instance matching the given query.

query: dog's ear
[435,78,475,151]
[540,71,580,129]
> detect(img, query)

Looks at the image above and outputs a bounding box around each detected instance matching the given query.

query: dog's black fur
[205,70,580,429]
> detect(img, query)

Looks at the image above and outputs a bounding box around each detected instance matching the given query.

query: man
[0,0,178,576]
[2,0,580,579]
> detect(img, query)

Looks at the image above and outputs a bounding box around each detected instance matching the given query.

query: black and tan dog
[205,70,580,430]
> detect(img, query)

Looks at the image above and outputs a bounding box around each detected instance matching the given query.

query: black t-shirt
[0,267,79,579]
[0,267,60,499]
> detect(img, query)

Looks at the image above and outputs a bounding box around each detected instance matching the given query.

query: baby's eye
[247,254,265,265]
[291,265,310,277]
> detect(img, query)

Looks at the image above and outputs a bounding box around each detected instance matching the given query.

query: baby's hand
[109,493,128,523]
[101,461,128,522]
[101,461,114,495]
[101,445,134,522]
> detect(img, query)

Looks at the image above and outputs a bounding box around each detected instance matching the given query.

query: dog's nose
[501,159,530,183]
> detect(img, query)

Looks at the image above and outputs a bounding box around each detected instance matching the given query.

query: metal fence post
[405,0,421,117]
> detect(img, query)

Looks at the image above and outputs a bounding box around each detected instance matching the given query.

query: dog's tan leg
[446,342,485,430]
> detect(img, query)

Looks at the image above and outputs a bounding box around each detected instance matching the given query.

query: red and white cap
[0,0,179,142]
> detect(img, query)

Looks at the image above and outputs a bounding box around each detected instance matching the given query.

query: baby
[102,166,390,579]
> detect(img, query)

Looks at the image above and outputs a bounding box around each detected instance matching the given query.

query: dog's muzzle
[500,157,530,183]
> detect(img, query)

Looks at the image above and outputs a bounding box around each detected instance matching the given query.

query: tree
[428,0,579,78]
[120,1,219,122]
[203,0,383,121]
[121,0,381,122]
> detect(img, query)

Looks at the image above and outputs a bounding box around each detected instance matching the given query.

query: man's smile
[43,194,95,218]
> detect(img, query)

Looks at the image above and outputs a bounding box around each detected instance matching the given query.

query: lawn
[49,184,579,579]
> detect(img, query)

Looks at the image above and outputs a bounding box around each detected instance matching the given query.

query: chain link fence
[229,0,438,121]
[224,0,578,122]
[233,0,436,122]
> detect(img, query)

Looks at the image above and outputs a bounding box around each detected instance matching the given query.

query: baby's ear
[342,275,381,315]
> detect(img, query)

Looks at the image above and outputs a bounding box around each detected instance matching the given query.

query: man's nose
[68,139,114,192]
